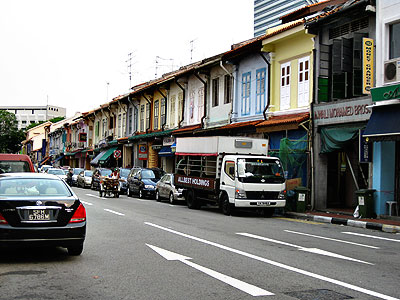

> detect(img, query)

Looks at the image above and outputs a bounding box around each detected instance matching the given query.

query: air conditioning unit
[384,58,400,84]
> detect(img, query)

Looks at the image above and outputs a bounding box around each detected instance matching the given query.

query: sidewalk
[285,210,400,233]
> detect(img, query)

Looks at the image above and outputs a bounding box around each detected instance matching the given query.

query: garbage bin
[355,189,375,218]
[294,186,309,213]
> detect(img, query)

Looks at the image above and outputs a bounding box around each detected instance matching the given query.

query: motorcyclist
[66,168,73,186]
[110,167,120,179]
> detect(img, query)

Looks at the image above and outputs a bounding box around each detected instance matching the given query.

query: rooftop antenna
[190,38,197,63]
[155,56,175,78]
[126,51,135,89]
[106,82,110,101]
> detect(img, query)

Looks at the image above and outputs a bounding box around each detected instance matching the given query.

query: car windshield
[120,169,130,178]
[0,161,31,173]
[0,178,72,197]
[84,171,93,177]
[142,169,164,179]
[73,168,83,175]
[237,158,285,184]
[100,169,112,176]
[47,169,65,175]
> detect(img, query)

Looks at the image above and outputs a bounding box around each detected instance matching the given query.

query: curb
[285,212,400,233]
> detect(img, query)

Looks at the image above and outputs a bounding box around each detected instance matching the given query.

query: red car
[0,154,35,173]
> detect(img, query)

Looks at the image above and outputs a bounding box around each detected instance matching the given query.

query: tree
[0,110,26,153]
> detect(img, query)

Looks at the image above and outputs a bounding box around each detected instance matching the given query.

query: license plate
[28,210,50,221]
[257,201,270,206]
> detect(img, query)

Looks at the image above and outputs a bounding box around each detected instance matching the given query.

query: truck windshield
[237,158,285,184]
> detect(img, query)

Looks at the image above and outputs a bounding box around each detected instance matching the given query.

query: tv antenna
[126,51,135,88]
[155,56,175,78]
[189,38,197,63]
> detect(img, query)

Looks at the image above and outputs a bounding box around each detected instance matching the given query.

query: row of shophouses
[22,0,400,217]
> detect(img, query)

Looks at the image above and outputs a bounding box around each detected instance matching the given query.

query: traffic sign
[113,149,121,159]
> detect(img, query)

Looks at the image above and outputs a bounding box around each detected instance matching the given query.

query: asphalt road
[1,187,400,300]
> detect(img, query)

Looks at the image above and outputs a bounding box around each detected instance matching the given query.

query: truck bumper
[234,199,286,208]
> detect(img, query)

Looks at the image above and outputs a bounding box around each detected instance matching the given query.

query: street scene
[1,0,400,299]
[1,187,399,300]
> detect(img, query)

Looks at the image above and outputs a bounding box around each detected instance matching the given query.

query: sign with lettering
[313,98,372,126]
[138,143,148,160]
[174,174,216,191]
[362,38,374,94]
[359,129,372,163]
[79,132,87,142]
[370,83,400,102]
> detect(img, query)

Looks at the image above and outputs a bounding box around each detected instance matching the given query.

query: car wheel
[139,189,144,199]
[127,187,131,197]
[169,192,175,204]
[186,190,200,209]
[67,244,83,256]
[91,183,94,190]
[155,190,161,202]
[99,191,103,197]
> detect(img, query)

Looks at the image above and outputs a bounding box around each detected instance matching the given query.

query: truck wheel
[221,194,235,216]
[186,190,200,209]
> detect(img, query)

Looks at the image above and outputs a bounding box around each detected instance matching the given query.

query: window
[154,100,159,130]
[256,68,266,113]
[133,107,138,132]
[161,98,166,127]
[198,88,204,122]
[95,121,99,137]
[170,95,176,127]
[118,114,122,138]
[280,62,291,110]
[140,105,144,132]
[146,103,150,130]
[241,72,251,115]
[122,112,126,137]
[298,57,309,107]
[102,118,107,137]
[178,92,183,122]
[390,22,400,59]
[212,78,219,107]
[224,160,235,180]
[128,107,133,134]
[224,75,232,104]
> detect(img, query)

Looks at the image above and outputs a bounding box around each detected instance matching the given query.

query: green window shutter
[318,77,329,102]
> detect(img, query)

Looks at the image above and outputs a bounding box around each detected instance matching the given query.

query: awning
[158,146,174,157]
[363,104,400,141]
[98,147,118,164]
[256,112,310,133]
[39,156,51,166]
[320,125,364,153]
[90,150,107,166]
[52,155,64,163]
[129,129,173,141]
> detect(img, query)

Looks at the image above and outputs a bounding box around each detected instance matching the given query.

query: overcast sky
[0,1,254,117]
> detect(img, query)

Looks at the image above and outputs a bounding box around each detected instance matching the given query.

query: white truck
[174,136,286,216]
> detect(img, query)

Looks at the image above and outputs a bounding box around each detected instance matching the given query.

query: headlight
[235,188,247,199]
[278,190,286,200]
[144,185,155,189]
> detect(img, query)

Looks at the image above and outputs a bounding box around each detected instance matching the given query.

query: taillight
[69,203,86,223]
[0,212,8,224]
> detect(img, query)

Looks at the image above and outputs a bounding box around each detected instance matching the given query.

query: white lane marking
[104,209,125,216]
[342,232,400,242]
[284,230,379,249]
[85,193,104,199]
[147,244,273,297]
[80,200,93,206]
[145,222,398,300]
[237,233,373,265]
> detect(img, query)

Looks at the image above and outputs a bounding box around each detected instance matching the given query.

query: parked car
[72,168,84,186]
[155,173,185,204]
[0,154,35,173]
[46,168,67,181]
[91,168,112,190]
[40,165,53,173]
[118,168,131,194]
[77,170,93,188]
[126,167,165,199]
[0,172,86,255]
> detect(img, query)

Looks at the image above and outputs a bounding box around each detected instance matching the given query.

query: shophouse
[363,0,400,216]
[306,0,376,211]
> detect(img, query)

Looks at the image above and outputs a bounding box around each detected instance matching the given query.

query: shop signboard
[138,143,148,160]
[362,38,374,94]
[313,98,372,126]
[359,129,372,163]
[370,83,400,102]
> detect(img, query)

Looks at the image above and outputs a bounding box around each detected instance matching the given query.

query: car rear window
[48,169,65,175]
[0,161,32,173]
[0,178,72,197]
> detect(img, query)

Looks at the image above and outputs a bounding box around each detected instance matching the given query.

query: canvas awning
[90,150,107,166]
[98,147,118,164]
[363,104,400,141]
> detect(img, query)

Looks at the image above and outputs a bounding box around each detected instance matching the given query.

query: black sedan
[0,172,86,255]
[127,168,165,199]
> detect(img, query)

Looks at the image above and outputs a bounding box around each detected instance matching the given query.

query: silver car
[77,170,93,188]
[155,173,184,204]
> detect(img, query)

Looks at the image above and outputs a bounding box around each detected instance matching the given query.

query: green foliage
[0,110,26,153]
[25,116,65,131]
[49,116,65,123]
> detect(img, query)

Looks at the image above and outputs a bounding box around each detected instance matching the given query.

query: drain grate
[285,289,353,300]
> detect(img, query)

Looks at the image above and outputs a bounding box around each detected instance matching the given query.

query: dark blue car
[126,168,165,199]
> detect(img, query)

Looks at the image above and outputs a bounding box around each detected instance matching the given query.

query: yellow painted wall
[265,30,315,112]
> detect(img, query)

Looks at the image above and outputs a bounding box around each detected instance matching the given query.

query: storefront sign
[78,132,87,142]
[362,38,374,94]
[138,143,148,160]
[359,129,372,163]
[370,83,400,102]
[313,98,372,126]
[163,136,175,146]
